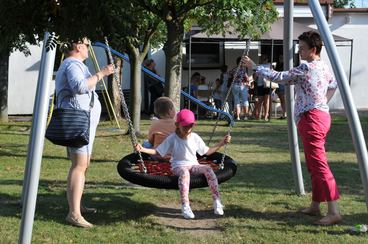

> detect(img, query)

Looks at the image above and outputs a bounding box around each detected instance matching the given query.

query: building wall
[298,11,368,109]
[8,45,50,115]
[328,12,368,109]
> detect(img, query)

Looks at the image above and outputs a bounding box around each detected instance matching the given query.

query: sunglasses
[78,42,90,48]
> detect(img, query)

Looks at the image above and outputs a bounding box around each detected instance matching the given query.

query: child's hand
[134,143,143,152]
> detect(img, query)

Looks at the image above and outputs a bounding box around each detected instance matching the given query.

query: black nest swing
[117,152,237,189]
[103,37,237,190]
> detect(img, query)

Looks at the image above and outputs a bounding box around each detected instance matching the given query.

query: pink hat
[176,109,196,126]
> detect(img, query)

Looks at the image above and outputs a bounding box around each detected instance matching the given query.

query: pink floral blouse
[255,60,337,122]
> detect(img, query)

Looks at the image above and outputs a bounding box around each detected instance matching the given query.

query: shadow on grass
[152,206,224,232]
[0,179,136,191]
[0,143,28,156]
[225,161,363,196]
[0,146,115,164]
[226,205,368,234]
[0,190,155,226]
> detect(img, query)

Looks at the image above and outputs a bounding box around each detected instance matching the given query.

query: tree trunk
[108,56,122,119]
[163,20,184,111]
[128,47,142,134]
[0,52,9,122]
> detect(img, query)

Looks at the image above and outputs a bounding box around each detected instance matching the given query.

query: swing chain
[209,0,266,167]
[104,37,147,173]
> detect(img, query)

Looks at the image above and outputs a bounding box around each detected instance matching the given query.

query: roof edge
[333,8,368,13]
[272,0,333,5]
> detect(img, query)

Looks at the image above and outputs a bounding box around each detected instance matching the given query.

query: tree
[333,0,356,8]
[99,1,165,134]
[0,0,50,122]
[137,0,278,108]
[43,0,166,134]
[0,0,101,122]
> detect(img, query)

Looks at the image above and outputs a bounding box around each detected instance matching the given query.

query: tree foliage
[136,0,278,107]
[98,0,166,133]
[333,0,356,8]
[0,0,51,121]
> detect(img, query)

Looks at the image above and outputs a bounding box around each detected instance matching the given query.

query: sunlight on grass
[1,115,368,243]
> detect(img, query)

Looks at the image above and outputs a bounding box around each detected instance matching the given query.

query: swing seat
[117,152,237,189]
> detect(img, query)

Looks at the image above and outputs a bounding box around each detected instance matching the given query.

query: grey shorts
[67,100,101,155]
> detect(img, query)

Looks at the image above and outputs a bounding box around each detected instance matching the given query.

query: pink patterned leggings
[172,164,220,206]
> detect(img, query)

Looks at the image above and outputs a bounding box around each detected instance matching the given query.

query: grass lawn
[1,114,368,243]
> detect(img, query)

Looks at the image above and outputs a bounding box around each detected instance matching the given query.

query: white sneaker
[243,116,248,121]
[214,199,224,215]
[182,205,195,219]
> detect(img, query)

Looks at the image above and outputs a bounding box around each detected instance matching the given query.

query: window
[183,41,224,69]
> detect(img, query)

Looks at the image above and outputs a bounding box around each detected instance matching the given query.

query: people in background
[229,57,250,120]
[196,76,209,102]
[253,54,272,120]
[275,54,287,119]
[189,72,201,97]
[212,78,223,110]
[220,65,231,113]
[144,59,163,118]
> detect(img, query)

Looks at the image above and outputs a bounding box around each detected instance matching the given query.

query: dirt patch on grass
[152,201,224,235]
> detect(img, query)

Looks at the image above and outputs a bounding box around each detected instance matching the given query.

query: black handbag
[45,90,94,147]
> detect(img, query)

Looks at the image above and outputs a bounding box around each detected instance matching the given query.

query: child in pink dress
[135,109,231,219]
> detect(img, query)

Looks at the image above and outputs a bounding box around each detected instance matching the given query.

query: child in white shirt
[135,109,231,219]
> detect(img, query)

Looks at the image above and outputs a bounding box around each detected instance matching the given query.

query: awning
[190,18,351,41]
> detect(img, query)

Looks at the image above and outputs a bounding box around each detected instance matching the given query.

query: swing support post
[19,32,56,244]
[309,0,368,210]
[284,0,305,195]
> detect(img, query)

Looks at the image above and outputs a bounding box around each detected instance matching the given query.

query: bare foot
[313,214,342,226]
[299,207,321,216]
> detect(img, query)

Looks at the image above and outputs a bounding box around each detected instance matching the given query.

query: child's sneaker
[214,199,224,215]
[182,205,195,219]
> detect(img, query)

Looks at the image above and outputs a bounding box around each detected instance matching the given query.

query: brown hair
[153,97,174,118]
[59,42,75,55]
[144,59,155,67]
[59,38,87,56]
[298,31,322,55]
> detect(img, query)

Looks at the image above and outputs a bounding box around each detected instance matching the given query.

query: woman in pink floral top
[243,31,341,226]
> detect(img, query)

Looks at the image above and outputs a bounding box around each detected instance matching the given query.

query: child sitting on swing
[143,97,176,150]
[135,109,231,219]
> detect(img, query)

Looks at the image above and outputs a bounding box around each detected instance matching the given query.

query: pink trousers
[297,109,340,202]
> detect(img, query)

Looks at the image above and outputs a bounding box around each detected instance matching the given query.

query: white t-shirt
[156,132,209,169]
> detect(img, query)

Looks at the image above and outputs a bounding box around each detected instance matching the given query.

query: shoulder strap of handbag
[56,88,94,111]
[89,91,94,111]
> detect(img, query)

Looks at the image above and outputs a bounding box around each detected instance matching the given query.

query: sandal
[65,214,93,228]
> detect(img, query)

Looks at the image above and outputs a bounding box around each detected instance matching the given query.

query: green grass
[1,115,368,243]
